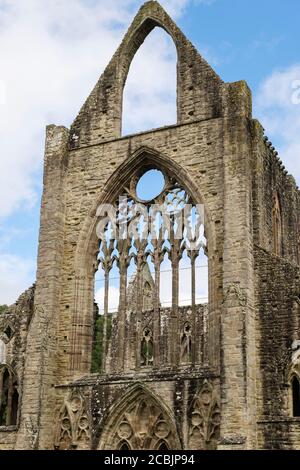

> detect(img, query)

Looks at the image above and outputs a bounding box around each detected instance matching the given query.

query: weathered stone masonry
[0,1,299,450]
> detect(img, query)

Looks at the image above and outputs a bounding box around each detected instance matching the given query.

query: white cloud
[0,254,35,305]
[0,0,202,218]
[255,64,300,184]
[95,285,120,313]
[0,0,218,218]
[122,27,177,135]
[0,0,214,305]
[159,0,215,17]
[0,0,133,218]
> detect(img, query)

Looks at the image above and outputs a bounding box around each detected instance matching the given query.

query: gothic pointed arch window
[119,440,131,450]
[157,440,170,450]
[272,192,282,256]
[122,27,177,136]
[0,366,19,427]
[93,155,208,373]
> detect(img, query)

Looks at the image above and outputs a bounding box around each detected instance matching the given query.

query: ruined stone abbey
[1,1,300,450]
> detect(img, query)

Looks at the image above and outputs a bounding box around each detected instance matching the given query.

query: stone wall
[0,286,35,448]
[254,246,300,448]
[252,120,300,262]
[0,0,299,450]
[105,305,208,374]
[52,373,220,450]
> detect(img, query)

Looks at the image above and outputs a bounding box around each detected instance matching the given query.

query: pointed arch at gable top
[118,16,178,89]
[121,24,177,136]
[69,1,223,148]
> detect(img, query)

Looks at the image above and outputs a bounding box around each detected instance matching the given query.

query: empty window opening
[122,28,177,136]
[137,169,165,201]
[0,367,19,426]
[92,165,208,372]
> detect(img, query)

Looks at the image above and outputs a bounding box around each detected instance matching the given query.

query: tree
[0,305,8,315]
[91,314,113,373]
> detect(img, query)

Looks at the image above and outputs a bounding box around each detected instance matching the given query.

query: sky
[0,0,300,306]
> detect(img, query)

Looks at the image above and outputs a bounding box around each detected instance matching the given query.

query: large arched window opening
[0,366,19,427]
[122,27,177,136]
[92,162,208,373]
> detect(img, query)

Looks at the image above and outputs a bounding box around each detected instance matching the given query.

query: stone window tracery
[188,380,220,449]
[54,390,91,450]
[94,165,207,372]
[100,387,180,450]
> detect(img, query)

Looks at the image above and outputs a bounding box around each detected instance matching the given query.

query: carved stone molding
[219,435,246,446]
[99,385,180,450]
[25,417,38,450]
[54,389,91,450]
[223,283,247,307]
[189,380,220,449]
[0,315,17,343]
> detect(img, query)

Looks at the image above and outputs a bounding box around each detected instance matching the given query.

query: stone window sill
[0,425,18,432]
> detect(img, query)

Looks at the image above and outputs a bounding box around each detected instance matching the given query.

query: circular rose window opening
[136,169,165,201]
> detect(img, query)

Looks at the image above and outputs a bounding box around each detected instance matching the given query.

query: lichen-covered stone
[0,1,299,450]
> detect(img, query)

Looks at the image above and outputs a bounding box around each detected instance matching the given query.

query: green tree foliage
[91,314,113,373]
[0,305,8,315]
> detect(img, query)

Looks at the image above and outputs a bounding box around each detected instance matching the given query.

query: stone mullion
[117,240,129,372]
[190,252,197,365]
[170,227,181,366]
[102,268,110,373]
[172,258,179,367]
[153,239,163,368]
[118,264,127,370]
[100,240,114,373]
[135,256,143,371]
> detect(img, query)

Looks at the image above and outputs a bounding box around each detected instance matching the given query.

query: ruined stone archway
[69,146,218,376]
[97,383,181,450]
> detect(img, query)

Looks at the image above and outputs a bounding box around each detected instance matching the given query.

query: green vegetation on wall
[91,314,113,373]
[0,305,8,315]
